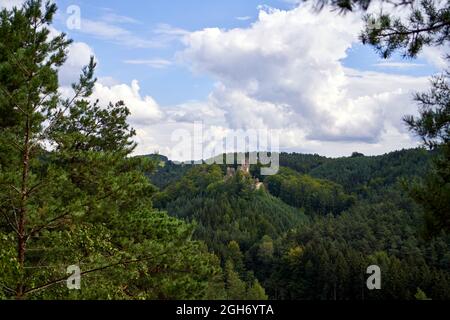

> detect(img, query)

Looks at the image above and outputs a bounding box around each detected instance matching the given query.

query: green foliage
[264,183,450,300]
[0,1,223,300]
[247,280,268,300]
[310,0,450,237]
[153,163,305,299]
[224,260,247,299]
[313,149,431,194]
[279,152,330,174]
[405,71,450,149]
[407,145,450,237]
[155,165,305,258]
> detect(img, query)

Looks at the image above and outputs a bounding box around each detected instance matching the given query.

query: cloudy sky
[2,0,446,159]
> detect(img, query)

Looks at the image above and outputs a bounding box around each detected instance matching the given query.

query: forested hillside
[152,149,450,300]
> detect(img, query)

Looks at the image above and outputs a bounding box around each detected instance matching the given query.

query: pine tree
[404,71,450,236]
[309,0,450,236]
[0,0,221,299]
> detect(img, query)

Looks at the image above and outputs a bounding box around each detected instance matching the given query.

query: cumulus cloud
[76,18,160,48]
[167,4,431,157]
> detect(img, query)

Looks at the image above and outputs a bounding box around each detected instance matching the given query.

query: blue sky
[3,0,444,158]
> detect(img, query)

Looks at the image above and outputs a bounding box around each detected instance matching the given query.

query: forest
[0,0,449,300]
[149,149,450,300]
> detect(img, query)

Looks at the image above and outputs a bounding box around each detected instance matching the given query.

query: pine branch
[0,283,16,295]
[26,178,140,239]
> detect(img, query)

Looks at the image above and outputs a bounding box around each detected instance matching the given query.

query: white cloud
[59,42,95,86]
[150,24,190,47]
[97,76,120,87]
[72,19,190,49]
[1,0,24,9]
[71,3,427,160]
[93,80,163,126]
[56,41,166,156]
[124,59,172,69]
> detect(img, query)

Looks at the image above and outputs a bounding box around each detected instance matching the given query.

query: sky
[2,0,448,160]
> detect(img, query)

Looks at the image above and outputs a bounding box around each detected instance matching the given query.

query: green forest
[149,149,450,300]
[1,0,449,300]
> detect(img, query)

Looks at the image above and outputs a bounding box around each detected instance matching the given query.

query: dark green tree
[308,0,450,235]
